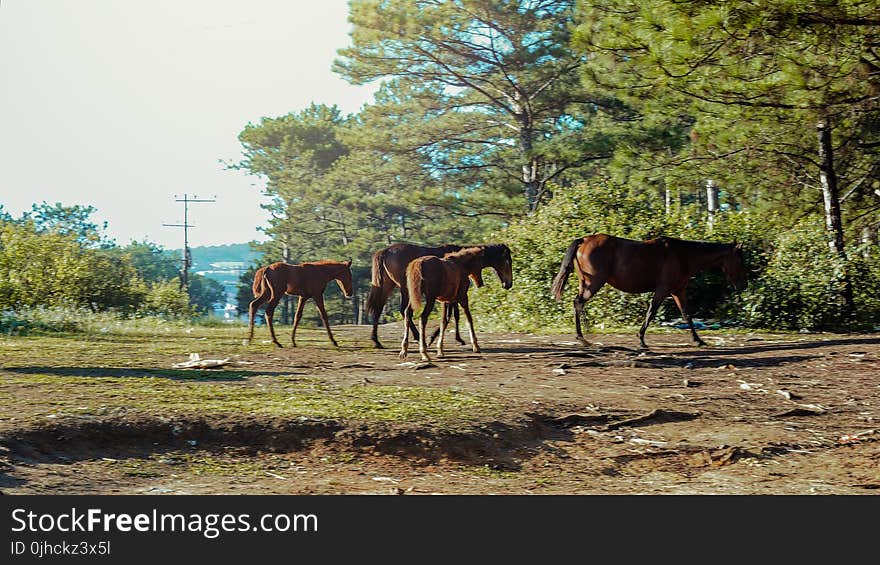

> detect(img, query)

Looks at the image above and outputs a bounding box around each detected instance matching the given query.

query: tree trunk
[706,179,719,231]
[816,120,854,313]
[516,107,541,215]
[518,119,540,214]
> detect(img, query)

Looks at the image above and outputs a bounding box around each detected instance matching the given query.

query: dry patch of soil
[2,325,878,494]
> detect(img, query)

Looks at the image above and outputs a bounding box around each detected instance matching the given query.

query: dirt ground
[2,324,879,495]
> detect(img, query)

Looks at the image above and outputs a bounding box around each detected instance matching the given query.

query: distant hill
[171,242,261,272]
[168,242,262,312]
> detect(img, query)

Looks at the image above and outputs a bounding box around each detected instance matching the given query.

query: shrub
[139,280,194,319]
[472,181,875,332]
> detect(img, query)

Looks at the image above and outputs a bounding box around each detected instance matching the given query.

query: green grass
[0,328,502,431]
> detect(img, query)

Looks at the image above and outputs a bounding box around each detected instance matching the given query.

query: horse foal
[400,245,513,362]
[247,260,353,348]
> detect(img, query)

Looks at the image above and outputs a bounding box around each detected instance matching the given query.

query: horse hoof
[399,352,407,360]
[373,343,385,349]
[696,340,708,347]
[274,342,283,348]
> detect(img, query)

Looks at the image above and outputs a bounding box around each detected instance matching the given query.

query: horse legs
[459,295,480,353]
[399,300,413,359]
[264,299,283,348]
[452,304,465,345]
[574,277,605,344]
[638,292,666,349]
[436,303,449,358]
[246,294,268,345]
[399,287,420,342]
[417,296,436,362]
[313,295,339,347]
[290,295,307,347]
[671,291,707,346]
[369,281,394,349]
[428,303,463,346]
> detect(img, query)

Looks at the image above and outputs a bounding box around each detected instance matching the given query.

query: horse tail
[370,248,385,287]
[407,262,424,312]
[253,266,278,305]
[252,267,266,298]
[366,249,387,319]
[551,238,582,300]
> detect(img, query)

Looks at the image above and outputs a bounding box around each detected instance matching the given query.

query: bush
[472,181,876,332]
[735,220,880,331]
[139,280,194,319]
[473,181,754,331]
[0,222,146,313]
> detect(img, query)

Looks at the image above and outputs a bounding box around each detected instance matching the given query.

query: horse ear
[734,242,743,251]
[345,258,352,266]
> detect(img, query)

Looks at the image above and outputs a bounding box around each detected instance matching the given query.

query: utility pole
[163,193,216,290]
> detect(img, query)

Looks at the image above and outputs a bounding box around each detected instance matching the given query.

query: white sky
[0,0,377,249]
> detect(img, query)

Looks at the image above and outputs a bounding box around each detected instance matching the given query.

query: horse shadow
[475,335,880,369]
[1,366,302,381]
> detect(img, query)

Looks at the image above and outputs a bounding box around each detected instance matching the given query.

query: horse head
[721,243,748,291]
[337,260,354,298]
[487,243,514,290]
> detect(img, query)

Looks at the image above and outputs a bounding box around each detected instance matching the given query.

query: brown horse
[400,244,513,362]
[551,234,747,348]
[366,242,478,349]
[247,260,353,348]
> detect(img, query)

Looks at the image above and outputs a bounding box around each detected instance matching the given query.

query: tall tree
[23,202,115,248]
[335,0,621,213]
[235,104,352,259]
[575,0,880,312]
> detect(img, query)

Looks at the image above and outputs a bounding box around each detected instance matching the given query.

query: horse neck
[312,262,344,283]
[447,252,483,276]
[679,242,734,271]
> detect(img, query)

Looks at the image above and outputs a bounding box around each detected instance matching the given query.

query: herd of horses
[246,234,748,361]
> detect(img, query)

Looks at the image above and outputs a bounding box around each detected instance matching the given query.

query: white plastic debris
[172,353,231,369]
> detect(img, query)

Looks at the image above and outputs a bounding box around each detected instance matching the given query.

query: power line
[163,193,216,289]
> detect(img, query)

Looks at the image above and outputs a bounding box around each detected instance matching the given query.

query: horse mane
[479,243,509,263]
[442,246,485,263]
[299,259,345,266]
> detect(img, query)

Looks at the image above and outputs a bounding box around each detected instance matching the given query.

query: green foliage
[138,280,194,319]
[187,274,226,314]
[120,240,180,283]
[574,0,880,248]
[22,201,115,248]
[735,220,880,330]
[336,0,628,212]
[0,220,143,311]
[0,215,202,323]
[472,180,829,331]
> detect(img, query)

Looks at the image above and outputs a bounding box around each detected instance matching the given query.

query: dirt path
[2,326,878,494]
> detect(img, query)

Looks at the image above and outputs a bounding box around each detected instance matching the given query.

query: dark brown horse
[366,243,479,349]
[247,260,353,348]
[551,234,747,348]
[400,244,513,361]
